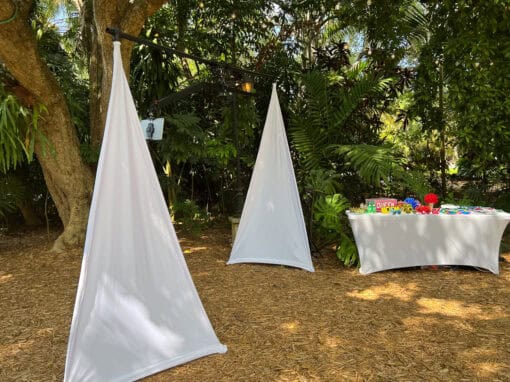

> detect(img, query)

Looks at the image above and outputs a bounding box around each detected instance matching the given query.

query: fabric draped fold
[228,83,314,272]
[64,41,226,382]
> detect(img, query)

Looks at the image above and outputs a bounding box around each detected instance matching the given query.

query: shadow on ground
[0,226,509,381]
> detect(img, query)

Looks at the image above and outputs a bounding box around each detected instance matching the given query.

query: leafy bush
[171,199,211,236]
[0,175,23,219]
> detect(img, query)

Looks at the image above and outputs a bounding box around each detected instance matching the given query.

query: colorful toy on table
[439,204,472,215]
[398,201,413,214]
[365,198,397,212]
[415,205,432,214]
[424,193,439,209]
[380,206,402,215]
[366,201,377,214]
[403,197,421,210]
[350,206,366,214]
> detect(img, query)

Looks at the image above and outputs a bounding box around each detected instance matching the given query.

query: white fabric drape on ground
[227,84,314,272]
[64,41,226,382]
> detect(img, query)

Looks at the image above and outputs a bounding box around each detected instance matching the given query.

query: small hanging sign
[140,118,164,140]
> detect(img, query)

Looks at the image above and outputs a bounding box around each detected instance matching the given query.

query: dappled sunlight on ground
[346,282,418,302]
[460,347,510,379]
[275,370,322,382]
[1,227,509,381]
[183,246,208,254]
[416,297,508,320]
[0,272,13,284]
[280,321,300,334]
[474,362,509,379]
[0,340,35,363]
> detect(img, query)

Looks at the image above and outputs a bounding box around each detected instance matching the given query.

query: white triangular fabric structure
[227,84,314,272]
[64,42,226,382]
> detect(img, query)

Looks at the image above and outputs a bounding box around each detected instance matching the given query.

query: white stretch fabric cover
[227,84,314,272]
[347,211,510,275]
[64,42,226,382]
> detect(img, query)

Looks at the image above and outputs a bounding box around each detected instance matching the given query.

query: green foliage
[0,175,24,218]
[333,144,403,187]
[333,144,428,198]
[289,41,431,267]
[312,193,358,266]
[290,67,393,172]
[0,87,50,173]
[290,72,330,171]
[410,1,510,189]
[313,194,349,231]
[172,198,211,236]
[298,168,357,265]
[0,93,29,172]
[495,191,510,212]
[158,113,205,164]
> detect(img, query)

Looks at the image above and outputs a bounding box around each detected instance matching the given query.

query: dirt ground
[1,225,509,382]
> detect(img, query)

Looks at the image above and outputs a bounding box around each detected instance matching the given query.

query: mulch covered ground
[1,225,509,381]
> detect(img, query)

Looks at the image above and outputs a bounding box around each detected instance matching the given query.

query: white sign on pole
[140,117,164,140]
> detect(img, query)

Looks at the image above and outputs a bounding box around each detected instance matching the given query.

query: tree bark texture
[0,0,94,250]
[0,0,169,250]
[89,0,169,146]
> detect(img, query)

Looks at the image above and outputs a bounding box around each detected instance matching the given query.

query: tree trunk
[13,167,43,226]
[0,1,94,250]
[90,0,169,146]
[0,0,169,250]
[17,200,43,226]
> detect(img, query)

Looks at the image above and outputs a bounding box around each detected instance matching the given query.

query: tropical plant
[0,86,49,173]
[332,144,428,199]
[172,198,211,236]
[313,193,358,266]
[0,175,23,219]
[290,45,427,266]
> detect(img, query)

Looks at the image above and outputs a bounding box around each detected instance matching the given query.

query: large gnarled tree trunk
[0,1,93,250]
[0,0,168,250]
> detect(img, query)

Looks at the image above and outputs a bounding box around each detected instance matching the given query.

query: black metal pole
[231,90,243,215]
[230,9,243,216]
[105,27,272,79]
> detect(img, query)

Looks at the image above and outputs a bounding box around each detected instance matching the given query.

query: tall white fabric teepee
[64,42,226,382]
[227,84,314,272]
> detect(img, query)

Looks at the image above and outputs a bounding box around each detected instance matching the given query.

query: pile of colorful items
[350,193,501,215]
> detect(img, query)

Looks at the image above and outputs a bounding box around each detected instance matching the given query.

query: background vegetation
[1,0,509,263]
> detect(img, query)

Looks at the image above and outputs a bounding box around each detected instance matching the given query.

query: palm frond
[290,71,330,171]
[332,144,403,186]
[331,76,393,128]
[332,144,429,197]
[403,2,430,45]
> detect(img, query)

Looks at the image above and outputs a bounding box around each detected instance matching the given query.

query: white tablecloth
[347,211,510,275]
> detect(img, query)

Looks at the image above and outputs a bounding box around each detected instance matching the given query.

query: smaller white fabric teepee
[227,84,314,272]
[64,41,226,382]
